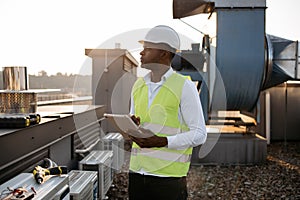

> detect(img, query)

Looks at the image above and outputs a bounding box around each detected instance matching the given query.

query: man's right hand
[130,115,140,126]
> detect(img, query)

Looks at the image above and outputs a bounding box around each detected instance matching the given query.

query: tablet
[104,113,139,132]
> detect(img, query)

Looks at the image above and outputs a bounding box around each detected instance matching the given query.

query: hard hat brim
[138,40,177,52]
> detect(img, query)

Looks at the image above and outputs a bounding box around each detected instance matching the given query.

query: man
[126,25,207,200]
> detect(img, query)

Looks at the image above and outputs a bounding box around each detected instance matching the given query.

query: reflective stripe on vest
[142,122,180,136]
[131,148,191,163]
[130,72,193,177]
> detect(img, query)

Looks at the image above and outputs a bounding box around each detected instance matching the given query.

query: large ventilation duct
[172,0,299,113]
[213,8,265,111]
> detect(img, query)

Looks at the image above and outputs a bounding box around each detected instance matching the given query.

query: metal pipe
[265,91,270,144]
[3,66,28,90]
[295,40,299,79]
[75,138,100,154]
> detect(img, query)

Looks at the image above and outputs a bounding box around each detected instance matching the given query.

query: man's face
[139,42,165,70]
[140,47,162,64]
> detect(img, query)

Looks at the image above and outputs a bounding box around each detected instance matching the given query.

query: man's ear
[160,50,170,59]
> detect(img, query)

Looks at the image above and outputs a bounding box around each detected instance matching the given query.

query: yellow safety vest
[130,72,193,177]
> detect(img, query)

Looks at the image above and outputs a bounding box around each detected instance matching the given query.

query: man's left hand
[126,127,168,148]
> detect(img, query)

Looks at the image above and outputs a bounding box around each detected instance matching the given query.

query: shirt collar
[143,67,174,83]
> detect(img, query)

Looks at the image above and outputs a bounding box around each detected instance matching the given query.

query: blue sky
[0,0,299,75]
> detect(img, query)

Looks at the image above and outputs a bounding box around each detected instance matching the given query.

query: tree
[38,70,48,77]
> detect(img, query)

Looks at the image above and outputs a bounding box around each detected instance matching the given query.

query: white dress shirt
[130,67,207,150]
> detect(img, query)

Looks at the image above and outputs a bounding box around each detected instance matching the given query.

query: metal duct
[173,0,266,19]
[262,35,299,90]
[212,9,265,111]
[173,0,214,18]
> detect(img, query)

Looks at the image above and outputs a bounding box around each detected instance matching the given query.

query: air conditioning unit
[79,150,113,200]
[68,170,98,200]
[101,132,124,173]
[0,173,69,200]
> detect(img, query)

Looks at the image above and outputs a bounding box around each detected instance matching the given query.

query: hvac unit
[0,173,69,200]
[101,132,124,173]
[68,170,98,200]
[79,150,113,200]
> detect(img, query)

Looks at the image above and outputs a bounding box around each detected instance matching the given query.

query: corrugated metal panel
[0,173,69,200]
[265,83,300,141]
[73,122,101,151]
[192,133,267,165]
[0,149,49,184]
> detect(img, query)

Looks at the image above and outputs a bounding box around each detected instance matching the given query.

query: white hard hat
[139,25,180,51]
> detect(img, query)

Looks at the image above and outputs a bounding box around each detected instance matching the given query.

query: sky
[0,0,300,76]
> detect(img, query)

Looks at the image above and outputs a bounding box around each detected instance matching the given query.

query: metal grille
[79,150,113,200]
[0,92,37,114]
[0,149,48,185]
[101,132,124,173]
[69,170,98,200]
[73,123,102,154]
[103,159,113,196]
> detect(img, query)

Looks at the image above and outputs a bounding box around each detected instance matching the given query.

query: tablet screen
[104,113,139,132]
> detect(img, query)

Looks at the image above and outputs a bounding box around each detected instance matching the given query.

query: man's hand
[126,127,168,148]
[130,115,140,126]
